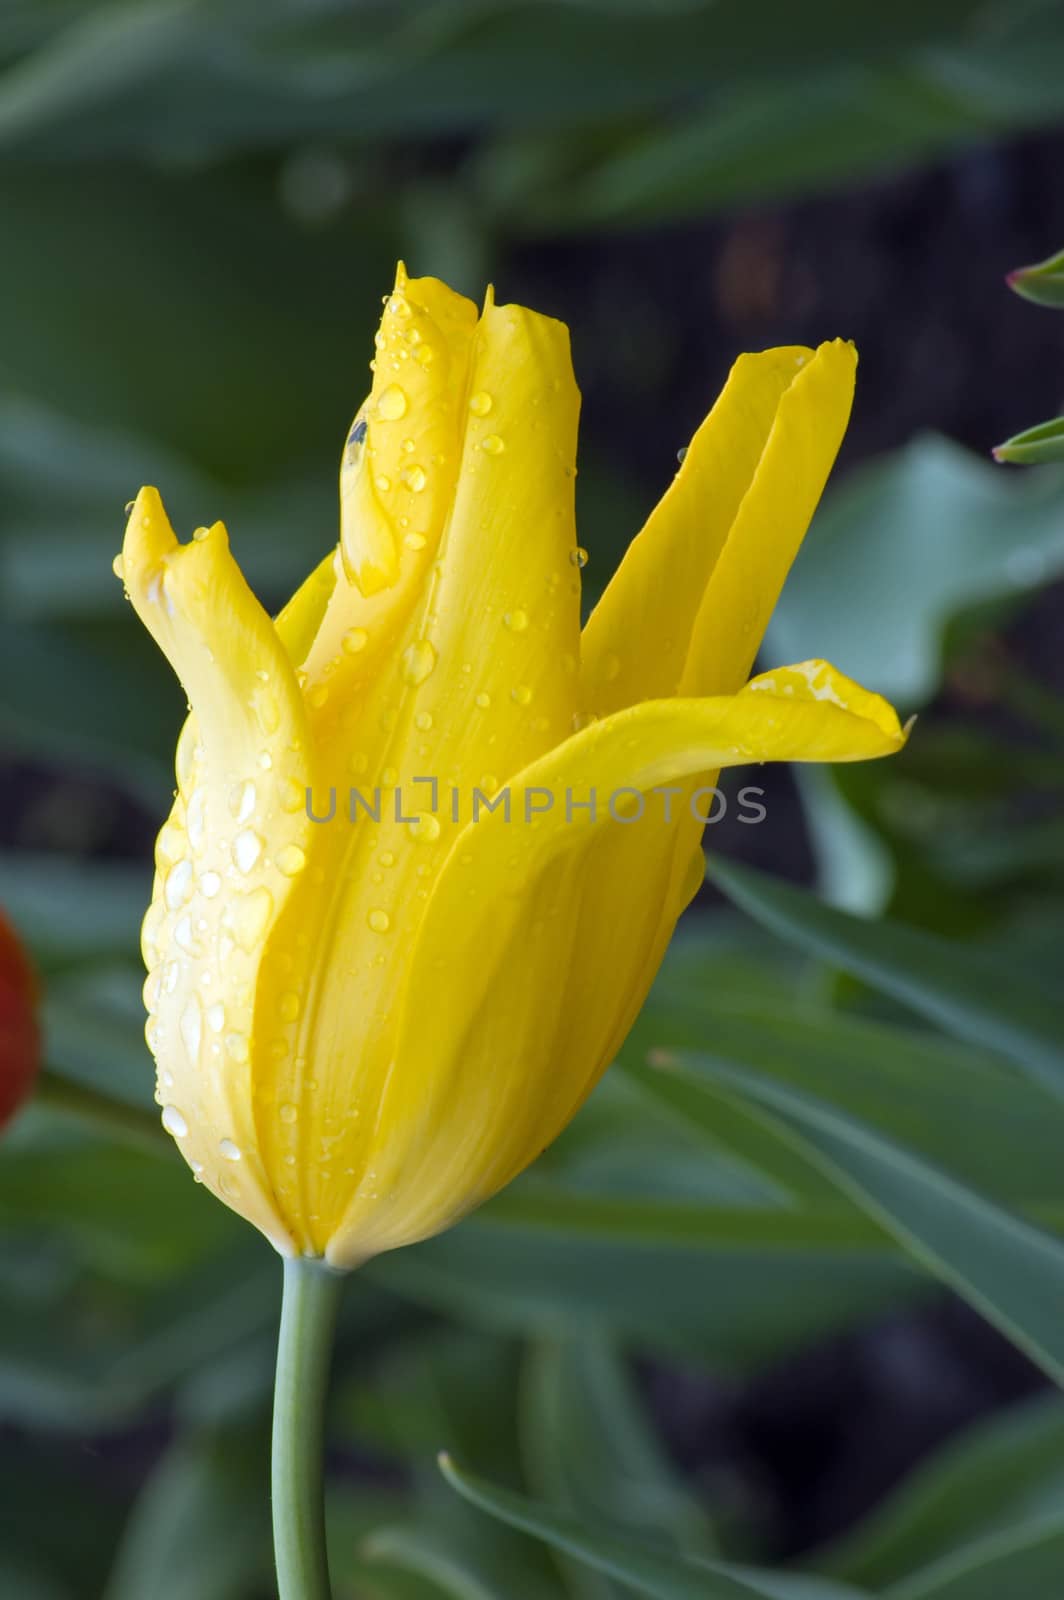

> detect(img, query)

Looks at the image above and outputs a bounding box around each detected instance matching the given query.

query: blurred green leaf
[0,852,148,966]
[103,1429,270,1600]
[710,857,1064,1102]
[885,1513,1064,1599]
[1007,245,1064,308]
[629,1050,1064,1384]
[627,989,1064,1217]
[769,436,1064,708]
[520,1337,714,1600]
[371,1209,915,1367]
[993,416,1064,466]
[439,1456,868,1599]
[812,1392,1064,1590]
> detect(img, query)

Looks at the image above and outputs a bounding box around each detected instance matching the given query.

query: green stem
[272,1255,344,1600]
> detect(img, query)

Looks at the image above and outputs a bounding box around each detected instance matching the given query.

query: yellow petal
[339,263,478,597]
[323,659,905,1265]
[249,295,584,1256]
[581,340,856,714]
[122,488,317,1255]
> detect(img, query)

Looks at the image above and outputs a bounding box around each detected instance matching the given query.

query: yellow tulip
[119,264,906,1271]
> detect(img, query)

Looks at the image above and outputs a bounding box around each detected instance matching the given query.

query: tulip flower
[0,908,39,1127]
[116,264,905,1598]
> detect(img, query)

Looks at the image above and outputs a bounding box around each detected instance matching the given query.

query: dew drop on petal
[402,464,427,493]
[279,991,301,1023]
[280,778,305,813]
[206,1002,226,1034]
[229,780,257,824]
[414,710,433,731]
[225,886,274,952]
[276,843,307,876]
[408,812,441,843]
[165,859,194,911]
[367,908,391,933]
[224,1033,249,1064]
[232,829,263,874]
[469,390,493,416]
[481,434,505,455]
[279,1103,298,1125]
[377,384,408,420]
[251,684,280,736]
[503,609,528,633]
[511,684,533,706]
[400,639,437,686]
[112,553,125,580]
[200,870,221,899]
[161,1104,188,1138]
[570,546,589,569]
[475,692,491,709]
[219,1137,242,1161]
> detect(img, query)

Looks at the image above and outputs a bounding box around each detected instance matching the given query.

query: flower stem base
[272,1254,344,1600]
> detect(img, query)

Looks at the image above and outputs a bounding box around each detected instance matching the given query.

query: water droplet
[307,682,329,709]
[229,780,257,824]
[219,1137,242,1161]
[279,1102,298,1125]
[163,960,180,994]
[251,684,280,736]
[224,1033,249,1064]
[192,525,210,542]
[279,991,301,1022]
[180,994,202,1061]
[408,811,441,843]
[414,710,433,731]
[206,1002,226,1034]
[200,870,221,899]
[367,908,391,933]
[112,552,126,580]
[475,691,491,709]
[375,474,392,492]
[173,914,198,955]
[400,638,437,686]
[161,1104,188,1138]
[339,628,369,662]
[258,751,273,771]
[275,843,307,876]
[603,651,622,683]
[280,778,305,813]
[165,858,194,911]
[124,499,136,517]
[503,609,528,632]
[404,532,427,551]
[481,433,505,455]
[511,684,532,706]
[232,829,263,874]
[225,886,274,952]
[377,384,408,420]
[570,546,589,569]
[186,786,208,852]
[402,463,427,493]
[156,824,185,872]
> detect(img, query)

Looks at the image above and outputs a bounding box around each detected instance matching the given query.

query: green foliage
[4,3,1064,1597]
